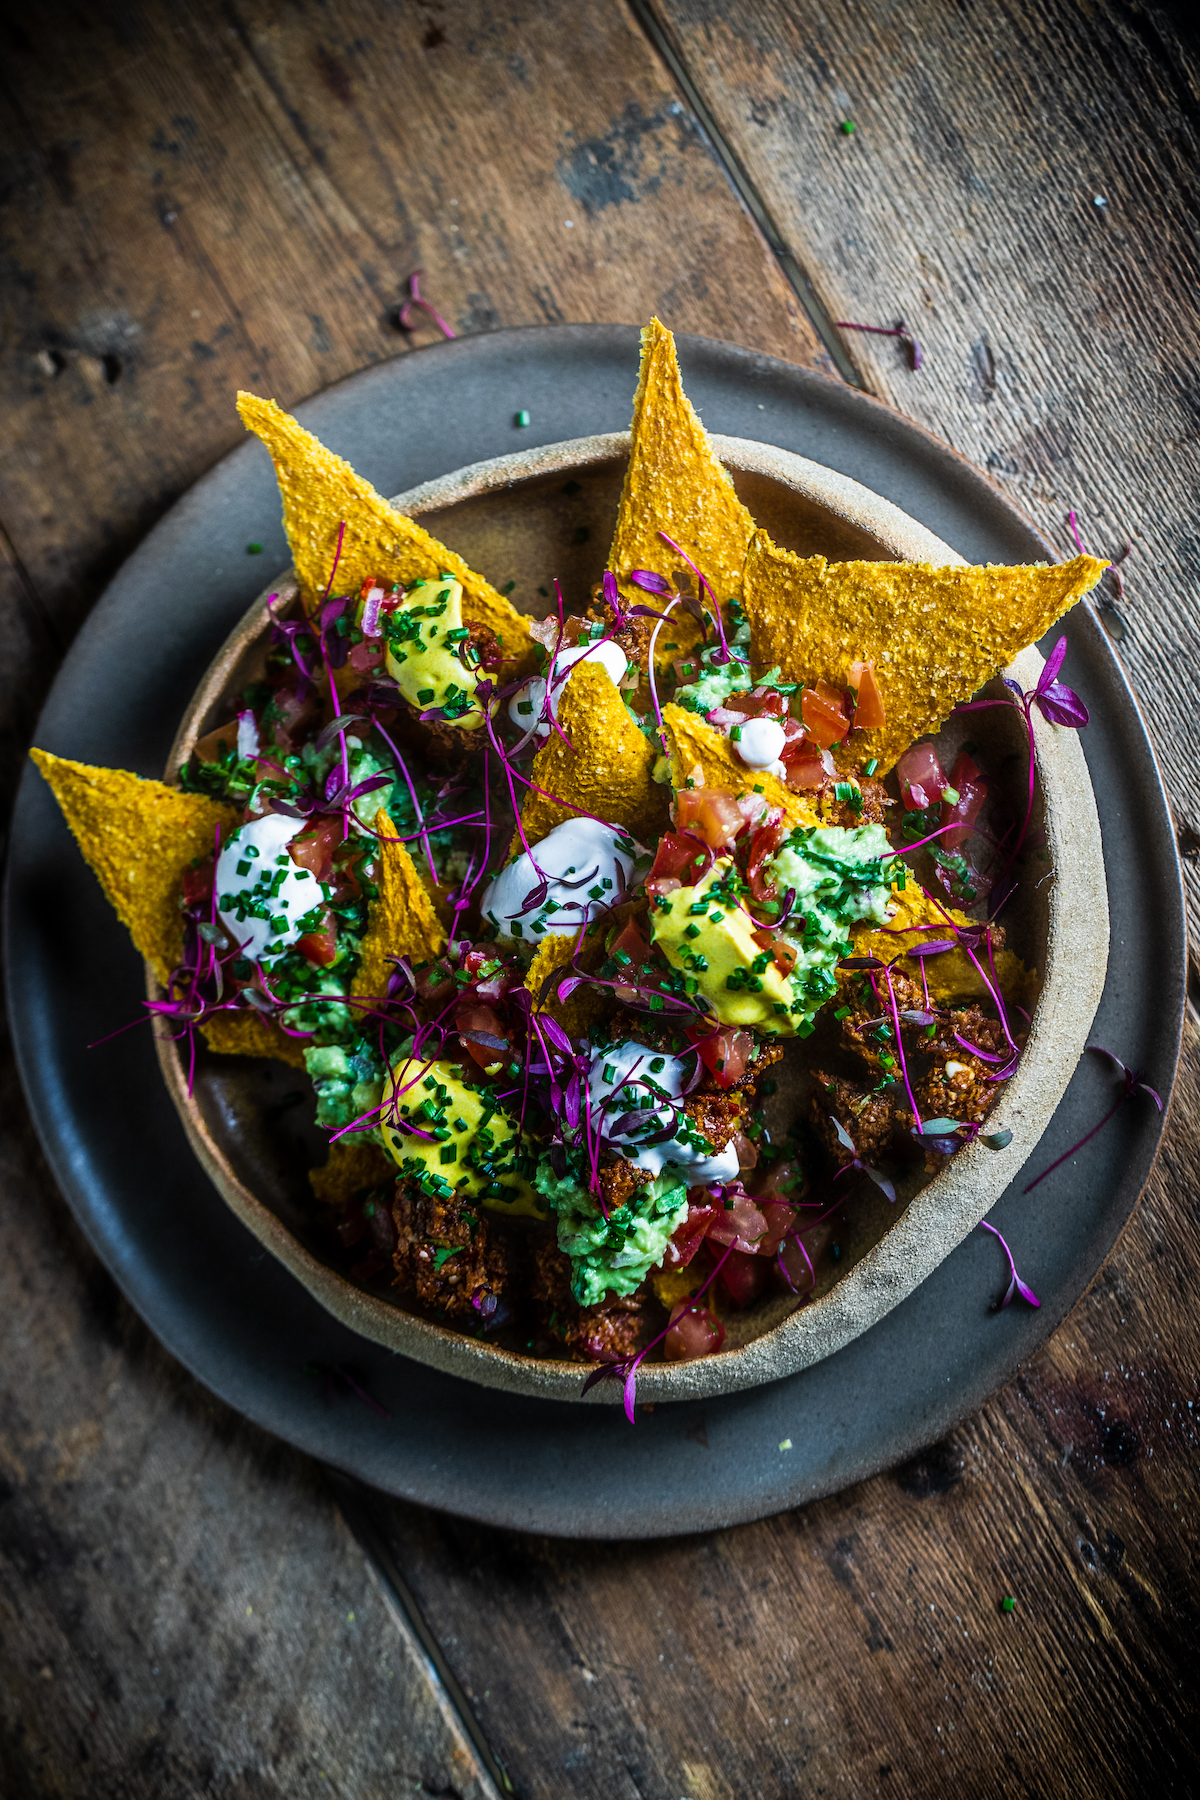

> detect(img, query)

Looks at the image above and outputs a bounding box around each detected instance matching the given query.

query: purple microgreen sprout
[834,318,924,371]
[307,1361,392,1417]
[830,1116,897,1202]
[881,962,922,1132]
[580,1240,736,1422]
[656,532,734,665]
[952,636,1089,904]
[979,1219,1040,1310]
[396,268,456,340]
[1023,1044,1162,1193]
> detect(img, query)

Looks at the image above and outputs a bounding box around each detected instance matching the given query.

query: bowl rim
[153,430,1109,1404]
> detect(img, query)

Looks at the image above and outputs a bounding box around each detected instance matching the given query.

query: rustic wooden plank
[2,2,1198,1795]
[361,1001,1200,1798]
[0,1024,502,1797]
[646,0,1200,940]
[0,0,821,650]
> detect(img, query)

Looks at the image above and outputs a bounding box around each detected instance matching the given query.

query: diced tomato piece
[413,959,456,1004]
[673,787,745,850]
[297,925,338,967]
[730,1130,759,1172]
[664,1302,726,1362]
[717,1246,772,1306]
[607,917,652,965]
[663,1201,721,1268]
[690,1025,754,1090]
[848,660,886,730]
[941,750,987,849]
[756,1201,798,1256]
[606,916,657,1002]
[800,679,851,749]
[646,830,713,897]
[745,814,785,901]
[193,719,242,766]
[751,926,797,977]
[725,689,786,721]
[456,1001,509,1073]
[780,735,832,790]
[181,857,215,908]
[264,682,320,757]
[289,815,342,884]
[896,741,946,812]
[706,1190,771,1253]
[348,637,386,674]
[753,1158,807,1206]
[775,1222,833,1295]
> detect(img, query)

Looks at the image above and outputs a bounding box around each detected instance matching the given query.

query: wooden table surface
[2,3,1197,1794]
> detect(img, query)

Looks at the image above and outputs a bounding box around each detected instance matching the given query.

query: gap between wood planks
[326,1471,515,1799]
[627,0,862,386]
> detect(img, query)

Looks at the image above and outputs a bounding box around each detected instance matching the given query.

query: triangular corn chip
[607,320,755,662]
[351,808,448,999]
[30,749,238,986]
[517,661,667,848]
[236,392,534,664]
[309,1135,394,1207]
[201,1011,309,1067]
[526,928,610,1040]
[742,537,1107,773]
[850,887,1038,1010]
[661,704,820,832]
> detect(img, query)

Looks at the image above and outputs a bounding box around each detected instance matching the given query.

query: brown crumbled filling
[528,1231,649,1362]
[391,1181,509,1318]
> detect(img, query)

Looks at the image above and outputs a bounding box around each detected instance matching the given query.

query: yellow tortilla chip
[607,319,755,663]
[517,661,667,847]
[30,749,239,986]
[200,1011,309,1068]
[661,704,820,832]
[525,915,623,1040]
[236,392,534,665]
[741,537,1107,774]
[352,808,448,1000]
[851,885,1038,1010]
[309,1136,394,1208]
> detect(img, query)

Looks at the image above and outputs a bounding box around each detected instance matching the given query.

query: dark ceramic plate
[5,327,1183,1538]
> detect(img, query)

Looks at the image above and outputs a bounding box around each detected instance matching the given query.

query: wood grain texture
[649,0,1200,937]
[362,1006,1200,1799]
[0,1003,501,1800]
[0,0,821,651]
[1,1,1198,1795]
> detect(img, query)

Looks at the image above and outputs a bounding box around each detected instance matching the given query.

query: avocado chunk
[382,1057,544,1216]
[650,858,797,1033]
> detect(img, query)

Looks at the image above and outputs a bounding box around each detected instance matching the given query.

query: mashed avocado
[545,1165,690,1307]
[768,823,897,1027]
[673,642,784,715]
[305,1034,386,1136]
[382,1056,543,1216]
[373,577,486,729]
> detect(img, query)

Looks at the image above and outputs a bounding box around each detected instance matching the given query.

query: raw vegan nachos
[33,320,1106,1393]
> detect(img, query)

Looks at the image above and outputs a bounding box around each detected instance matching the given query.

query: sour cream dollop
[481,817,635,941]
[587,1039,740,1184]
[216,812,324,966]
[734,716,787,771]
[507,639,628,742]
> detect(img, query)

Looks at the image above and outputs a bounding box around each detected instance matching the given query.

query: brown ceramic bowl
[154,433,1108,1404]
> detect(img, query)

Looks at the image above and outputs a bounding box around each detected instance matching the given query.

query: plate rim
[5,323,1183,1535]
